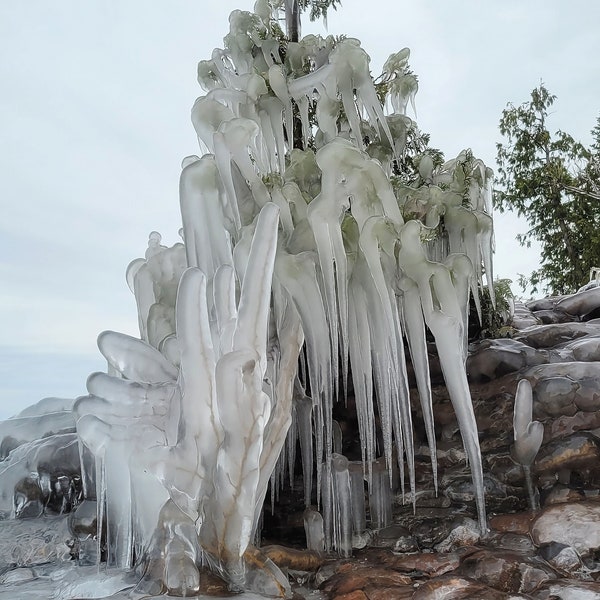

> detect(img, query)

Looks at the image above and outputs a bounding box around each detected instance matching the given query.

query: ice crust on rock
[0,1,497,596]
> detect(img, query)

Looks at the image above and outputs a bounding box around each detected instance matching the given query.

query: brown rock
[531,500,600,556]
[458,548,554,594]
[533,309,573,324]
[364,585,414,600]
[411,575,512,599]
[261,545,324,571]
[487,532,535,554]
[331,591,368,600]
[545,410,600,442]
[383,551,463,576]
[466,339,545,383]
[514,322,600,348]
[534,433,600,475]
[533,578,600,599]
[489,511,535,535]
[319,565,411,598]
[556,287,600,319]
[526,362,600,417]
[540,483,585,506]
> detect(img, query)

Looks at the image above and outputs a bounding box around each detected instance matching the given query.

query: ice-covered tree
[0,2,496,597]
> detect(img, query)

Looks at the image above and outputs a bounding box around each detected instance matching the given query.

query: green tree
[494,84,600,295]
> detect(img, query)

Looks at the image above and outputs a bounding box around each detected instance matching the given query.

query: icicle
[513,379,543,512]
[303,508,325,554]
[258,99,278,173]
[399,277,438,494]
[321,460,333,551]
[213,265,238,357]
[270,185,295,236]
[292,96,308,149]
[476,210,495,303]
[268,65,294,152]
[331,453,352,557]
[445,205,482,322]
[233,202,280,374]
[347,280,376,480]
[294,386,314,507]
[397,220,487,532]
[348,461,366,535]
[315,91,339,143]
[446,253,473,362]
[287,402,297,489]
[76,416,133,568]
[191,96,235,153]
[332,420,343,454]
[179,156,239,272]
[252,293,304,540]
[368,457,392,529]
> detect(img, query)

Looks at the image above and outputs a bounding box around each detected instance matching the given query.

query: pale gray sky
[1,1,599,418]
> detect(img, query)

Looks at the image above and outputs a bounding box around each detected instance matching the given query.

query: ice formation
[0,1,497,597]
[513,379,544,511]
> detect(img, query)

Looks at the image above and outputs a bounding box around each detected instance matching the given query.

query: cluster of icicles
[2,2,496,597]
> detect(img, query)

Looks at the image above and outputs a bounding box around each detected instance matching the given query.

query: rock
[556,287,600,320]
[511,301,542,329]
[525,362,600,417]
[319,563,411,599]
[532,376,579,418]
[514,322,600,349]
[540,483,586,507]
[0,567,35,584]
[364,586,414,600]
[532,579,600,599]
[546,411,600,442]
[434,518,481,553]
[489,511,536,535]
[371,524,412,549]
[526,297,564,312]
[443,472,518,513]
[393,534,419,554]
[486,533,535,554]
[531,501,600,556]
[487,453,530,488]
[382,550,463,576]
[467,339,546,383]
[13,477,45,519]
[458,548,555,594]
[262,545,324,571]
[69,499,97,537]
[532,309,573,324]
[538,543,585,576]
[314,562,341,588]
[534,433,600,476]
[401,509,455,548]
[411,574,520,599]
[330,591,368,600]
[0,515,74,570]
[555,334,600,362]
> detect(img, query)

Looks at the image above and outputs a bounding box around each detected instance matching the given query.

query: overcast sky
[1,1,599,419]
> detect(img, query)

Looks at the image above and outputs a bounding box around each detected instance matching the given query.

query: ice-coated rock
[531,501,600,556]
